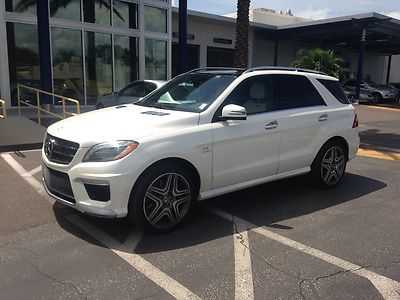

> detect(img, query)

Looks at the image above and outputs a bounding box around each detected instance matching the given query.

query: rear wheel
[128,163,195,233]
[311,141,347,188]
[372,93,382,103]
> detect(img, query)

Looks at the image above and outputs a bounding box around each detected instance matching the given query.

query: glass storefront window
[5,0,36,15]
[113,0,138,29]
[114,35,139,91]
[85,31,112,105]
[83,0,111,26]
[50,0,81,21]
[144,6,167,33]
[52,28,84,104]
[6,22,40,106]
[145,39,167,80]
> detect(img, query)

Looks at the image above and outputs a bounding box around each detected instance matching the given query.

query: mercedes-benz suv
[42,67,360,232]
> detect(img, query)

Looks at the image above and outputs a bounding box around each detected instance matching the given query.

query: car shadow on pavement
[359,129,400,153]
[53,172,386,254]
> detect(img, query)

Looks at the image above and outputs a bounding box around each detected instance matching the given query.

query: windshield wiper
[149,103,175,110]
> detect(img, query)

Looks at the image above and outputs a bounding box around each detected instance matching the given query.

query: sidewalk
[0,116,46,152]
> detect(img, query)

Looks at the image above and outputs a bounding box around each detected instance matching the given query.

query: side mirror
[220,104,247,121]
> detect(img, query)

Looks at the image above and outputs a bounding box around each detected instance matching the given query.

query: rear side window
[273,75,326,110]
[318,79,349,104]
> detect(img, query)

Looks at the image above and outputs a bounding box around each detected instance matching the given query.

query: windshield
[135,73,237,113]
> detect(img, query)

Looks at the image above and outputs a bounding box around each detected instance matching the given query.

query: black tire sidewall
[128,162,195,233]
[311,140,347,189]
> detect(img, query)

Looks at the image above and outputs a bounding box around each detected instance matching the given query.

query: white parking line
[66,215,201,300]
[208,207,400,300]
[233,218,254,300]
[1,153,53,204]
[28,165,42,176]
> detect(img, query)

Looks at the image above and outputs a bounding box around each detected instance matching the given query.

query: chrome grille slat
[44,134,79,165]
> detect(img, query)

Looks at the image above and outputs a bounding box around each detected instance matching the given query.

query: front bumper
[42,146,153,218]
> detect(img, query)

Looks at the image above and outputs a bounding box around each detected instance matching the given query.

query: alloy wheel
[143,173,191,229]
[321,146,345,186]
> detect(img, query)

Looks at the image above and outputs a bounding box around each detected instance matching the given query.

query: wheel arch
[312,136,350,167]
[131,157,201,198]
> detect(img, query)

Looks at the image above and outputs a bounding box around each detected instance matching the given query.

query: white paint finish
[66,214,201,300]
[1,153,53,204]
[211,111,281,188]
[207,207,400,300]
[233,218,254,300]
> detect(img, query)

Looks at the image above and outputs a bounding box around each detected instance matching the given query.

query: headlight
[83,140,138,162]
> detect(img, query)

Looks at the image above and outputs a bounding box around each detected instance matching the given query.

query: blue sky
[172,0,400,20]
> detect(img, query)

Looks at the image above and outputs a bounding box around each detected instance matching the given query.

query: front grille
[44,134,79,165]
[43,165,75,203]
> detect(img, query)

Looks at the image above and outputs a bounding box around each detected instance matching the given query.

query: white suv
[42,67,360,232]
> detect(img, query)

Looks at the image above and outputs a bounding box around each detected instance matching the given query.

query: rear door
[273,75,330,174]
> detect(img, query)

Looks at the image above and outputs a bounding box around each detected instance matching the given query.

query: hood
[47,104,199,147]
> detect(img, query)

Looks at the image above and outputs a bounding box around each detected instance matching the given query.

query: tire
[128,163,195,233]
[372,93,382,103]
[310,140,347,189]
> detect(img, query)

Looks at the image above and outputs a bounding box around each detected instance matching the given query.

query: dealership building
[1,1,400,108]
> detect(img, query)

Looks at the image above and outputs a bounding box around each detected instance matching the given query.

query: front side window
[224,75,274,115]
[136,73,237,113]
[273,75,325,110]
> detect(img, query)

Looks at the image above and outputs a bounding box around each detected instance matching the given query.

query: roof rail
[187,67,245,73]
[243,66,327,75]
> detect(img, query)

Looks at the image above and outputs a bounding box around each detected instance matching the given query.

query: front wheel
[128,163,195,233]
[310,141,347,188]
[371,93,382,103]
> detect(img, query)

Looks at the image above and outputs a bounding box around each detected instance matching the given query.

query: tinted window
[273,75,325,110]
[318,79,349,104]
[224,75,274,115]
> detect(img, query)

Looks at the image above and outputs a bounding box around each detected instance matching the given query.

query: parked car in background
[385,83,400,99]
[96,80,165,109]
[342,85,373,102]
[42,67,359,232]
[343,79,397,103]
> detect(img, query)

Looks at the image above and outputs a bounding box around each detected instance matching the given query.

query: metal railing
[0,99,6,119]
[17,84,80,126]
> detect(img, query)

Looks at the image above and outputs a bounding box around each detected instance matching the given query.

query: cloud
[296,8,331,20]
[386,11,400,20]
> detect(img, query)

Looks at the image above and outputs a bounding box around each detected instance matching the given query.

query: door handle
[265,120,278,130]
[318,114,328,122]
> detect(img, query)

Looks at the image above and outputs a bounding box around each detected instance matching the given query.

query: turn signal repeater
[352,113,359,128]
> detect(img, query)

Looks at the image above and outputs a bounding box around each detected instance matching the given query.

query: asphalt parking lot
[0,104,399,299]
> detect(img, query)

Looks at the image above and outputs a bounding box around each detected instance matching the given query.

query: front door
[211,75,281,189]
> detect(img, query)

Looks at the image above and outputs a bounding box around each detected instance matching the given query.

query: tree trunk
[234,0,251,69]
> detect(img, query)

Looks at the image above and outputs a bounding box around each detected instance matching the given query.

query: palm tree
[292,48,343,78]
[234,0,251,69]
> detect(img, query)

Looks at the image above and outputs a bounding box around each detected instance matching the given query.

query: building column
[355,28,366,101]
[178,0,187,74]
[386,55,392,83]
[37,0,53,107]
[0,3,10,107]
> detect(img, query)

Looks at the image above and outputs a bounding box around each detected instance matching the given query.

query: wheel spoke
[327,170,338,184]
[146,201,164,224]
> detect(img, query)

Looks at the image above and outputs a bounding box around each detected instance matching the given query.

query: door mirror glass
[220,104,247,121]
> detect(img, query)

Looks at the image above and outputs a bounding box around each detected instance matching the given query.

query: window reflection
[114,35,139,91]
[5,0,37,15]
[145,39,167,80]
[52,28,84,104]
[6,22,40,106]
[144,6,167,33]
[50,0,81,21]
[83,0,111,26]
[85,31,113,105]
[113,0,138,29]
